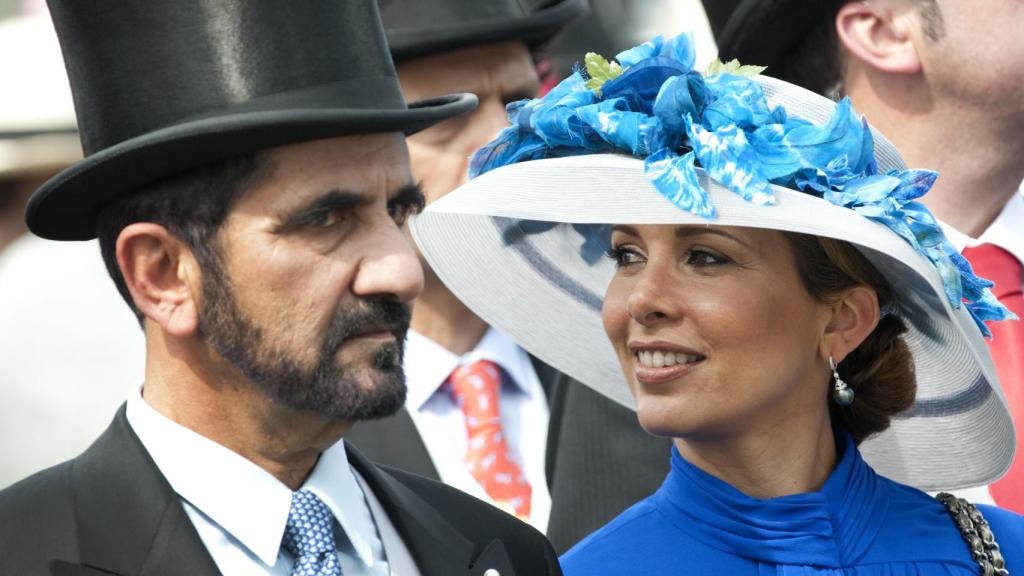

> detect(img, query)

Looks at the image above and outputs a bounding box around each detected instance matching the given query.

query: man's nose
[352,221,425,303]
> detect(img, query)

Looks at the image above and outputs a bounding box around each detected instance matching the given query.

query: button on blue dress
[561,431,1024,575]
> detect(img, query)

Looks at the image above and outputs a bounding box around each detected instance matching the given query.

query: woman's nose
[626,267,680,326]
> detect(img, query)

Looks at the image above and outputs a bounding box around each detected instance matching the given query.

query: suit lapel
[529,355,559,401]
[348,445,517,576]
[536,356,569,487]
[62,405,220,576]
[345,407,440,480]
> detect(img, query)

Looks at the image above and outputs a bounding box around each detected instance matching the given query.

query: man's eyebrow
[390,182,426,214]
[276,189,372,231]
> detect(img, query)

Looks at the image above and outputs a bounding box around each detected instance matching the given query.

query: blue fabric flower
[467,32,1016,336]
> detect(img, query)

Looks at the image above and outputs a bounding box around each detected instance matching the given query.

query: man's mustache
[322,297,412,354]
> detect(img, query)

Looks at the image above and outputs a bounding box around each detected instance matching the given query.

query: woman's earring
[829,356,855,406]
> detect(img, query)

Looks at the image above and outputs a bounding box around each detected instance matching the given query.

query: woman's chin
[634,396,696,439]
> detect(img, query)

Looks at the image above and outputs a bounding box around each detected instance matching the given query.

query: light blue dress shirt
[126,384,419,575]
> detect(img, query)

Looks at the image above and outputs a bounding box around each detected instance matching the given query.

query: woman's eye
[606,246,645,268]
[686,247,729,266]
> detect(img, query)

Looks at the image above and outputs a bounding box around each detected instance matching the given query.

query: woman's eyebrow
[674,226,753,249]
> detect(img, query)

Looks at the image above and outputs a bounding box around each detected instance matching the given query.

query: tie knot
[448,360,503,424]
[282,490,338,564]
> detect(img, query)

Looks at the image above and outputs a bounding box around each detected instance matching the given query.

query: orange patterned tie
[448,359,532,520]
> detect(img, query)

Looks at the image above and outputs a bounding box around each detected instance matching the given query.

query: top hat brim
[387,0,589,62]
[26,93,477,241]
[712,0,839,71]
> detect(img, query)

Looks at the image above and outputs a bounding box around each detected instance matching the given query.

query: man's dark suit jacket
[0,406,562,576]
[347,359,672,553]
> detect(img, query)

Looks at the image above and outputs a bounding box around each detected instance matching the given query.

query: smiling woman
[413,33,1024,575]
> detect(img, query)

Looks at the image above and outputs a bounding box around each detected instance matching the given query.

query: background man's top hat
[28,0,477,241]
[702,0,840,72]
[381,0,590,62]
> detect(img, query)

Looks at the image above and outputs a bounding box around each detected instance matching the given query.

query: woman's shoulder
[877,477,1023,570]
[976,503,1024,569]
[559,494,756,576]
[560,498,662,572]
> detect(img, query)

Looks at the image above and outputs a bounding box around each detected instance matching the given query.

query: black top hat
[703,0,840,71]
[28,0,478,241]
[381,0,590,62]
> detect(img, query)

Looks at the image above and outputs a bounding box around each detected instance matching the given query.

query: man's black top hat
[28,0,478,241]
[381,0,589,62]
[703,0,840,72]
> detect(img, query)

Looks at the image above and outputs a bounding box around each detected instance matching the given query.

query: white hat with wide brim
[411,76,1015,492]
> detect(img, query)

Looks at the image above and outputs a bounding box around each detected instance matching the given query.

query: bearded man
[0,2,562,575]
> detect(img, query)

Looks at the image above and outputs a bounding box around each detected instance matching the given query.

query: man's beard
[195,255,409,421]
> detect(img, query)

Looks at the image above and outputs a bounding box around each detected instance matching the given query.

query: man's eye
[388,201,418,226]
[309,209,345,229]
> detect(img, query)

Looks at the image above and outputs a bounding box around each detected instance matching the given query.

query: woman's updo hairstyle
[786,233,917,444]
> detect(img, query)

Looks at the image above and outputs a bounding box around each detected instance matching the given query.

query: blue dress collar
[653,430,889,567]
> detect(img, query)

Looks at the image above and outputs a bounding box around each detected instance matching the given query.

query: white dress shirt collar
[125,384,378,570]
[404,327,537,411]
[941,190,1024,266]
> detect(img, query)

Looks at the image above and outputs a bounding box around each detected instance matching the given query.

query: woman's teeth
[636,350,702,368]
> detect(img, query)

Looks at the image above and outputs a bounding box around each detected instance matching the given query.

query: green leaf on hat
[584,52,623,95]
[703,58,767,77]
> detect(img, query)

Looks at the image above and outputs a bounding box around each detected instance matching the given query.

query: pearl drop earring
[829,356,855,406]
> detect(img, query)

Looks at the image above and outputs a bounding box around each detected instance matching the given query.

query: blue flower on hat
[469,32,1016,337]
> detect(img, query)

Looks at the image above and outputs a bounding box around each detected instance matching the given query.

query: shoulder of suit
[379,463,542,532]
[0,459,79,572]
[0,459,75,516]
[377,464,560,568]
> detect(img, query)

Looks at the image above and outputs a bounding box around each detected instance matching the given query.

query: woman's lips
[629,342,706,385]
[633,359,703,385]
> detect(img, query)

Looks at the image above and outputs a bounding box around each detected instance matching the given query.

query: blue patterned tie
[282,489,343,576]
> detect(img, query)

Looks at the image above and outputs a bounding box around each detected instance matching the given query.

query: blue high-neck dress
[561,431,1023,575]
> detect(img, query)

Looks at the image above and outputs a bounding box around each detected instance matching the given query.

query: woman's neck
[674,413,837,500]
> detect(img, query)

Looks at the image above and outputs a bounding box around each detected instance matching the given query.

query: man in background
[347,0,672,553]
[705,0,1024,511]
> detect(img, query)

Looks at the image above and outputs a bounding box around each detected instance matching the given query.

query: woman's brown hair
[786,233,917,444]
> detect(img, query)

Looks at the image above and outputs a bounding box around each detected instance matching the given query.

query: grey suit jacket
[0,406,561,576]
[347,359,672,553]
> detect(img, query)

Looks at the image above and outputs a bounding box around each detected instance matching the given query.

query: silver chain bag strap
[936,492,1010,576]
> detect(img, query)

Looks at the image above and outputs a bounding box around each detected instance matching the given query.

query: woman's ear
[116,223,202,337]
[836,0,922,75]
[820,285,881,363]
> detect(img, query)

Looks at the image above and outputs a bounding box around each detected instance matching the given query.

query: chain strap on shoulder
[936,492,1010,576]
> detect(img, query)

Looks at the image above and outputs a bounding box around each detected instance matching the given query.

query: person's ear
[116,223,202,337]
[836,1,921,75]
[819,285,880,364]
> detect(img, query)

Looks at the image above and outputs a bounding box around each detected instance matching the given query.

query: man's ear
[819,285,881,364]
[836,1,921,75]
[116,223,201,337]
